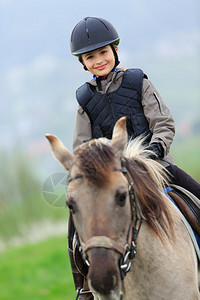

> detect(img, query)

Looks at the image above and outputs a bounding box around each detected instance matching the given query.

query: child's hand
[147,143,164,160]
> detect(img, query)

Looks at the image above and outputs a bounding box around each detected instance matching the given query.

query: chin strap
[93,66,119,91]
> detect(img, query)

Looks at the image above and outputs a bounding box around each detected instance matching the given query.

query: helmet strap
[110,44,120,70]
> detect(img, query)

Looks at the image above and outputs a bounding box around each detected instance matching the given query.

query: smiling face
[81,45,117,77]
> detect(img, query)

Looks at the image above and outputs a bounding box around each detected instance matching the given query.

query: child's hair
[78,54,87,70]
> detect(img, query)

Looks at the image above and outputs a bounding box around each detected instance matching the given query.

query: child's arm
[142,79,175,157]
[73,105,92,151]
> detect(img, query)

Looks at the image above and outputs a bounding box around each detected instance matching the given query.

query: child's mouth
[96,64,107,70]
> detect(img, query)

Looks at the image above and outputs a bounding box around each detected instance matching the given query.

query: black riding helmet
[70,17,120,55]
[70,17,120,74]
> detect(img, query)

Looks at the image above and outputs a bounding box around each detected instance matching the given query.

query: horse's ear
[45,134,74,170]
[111,117,127,161]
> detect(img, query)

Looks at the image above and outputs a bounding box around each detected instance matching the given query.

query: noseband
[68,163,146,281]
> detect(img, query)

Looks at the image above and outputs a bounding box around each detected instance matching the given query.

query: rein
[68,164,146,281]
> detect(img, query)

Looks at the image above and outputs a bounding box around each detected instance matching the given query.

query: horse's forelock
[76,141,117,187]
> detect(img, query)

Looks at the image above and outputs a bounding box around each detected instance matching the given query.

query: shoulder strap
[122,68,148,100]
[76,83,94,107]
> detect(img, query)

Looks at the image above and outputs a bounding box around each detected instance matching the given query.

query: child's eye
[101,50,107,54]
[87,55,93,60]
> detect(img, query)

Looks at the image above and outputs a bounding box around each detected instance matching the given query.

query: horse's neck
[123,220,199,299]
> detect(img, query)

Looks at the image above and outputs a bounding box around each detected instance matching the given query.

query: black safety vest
[76,68,152,142]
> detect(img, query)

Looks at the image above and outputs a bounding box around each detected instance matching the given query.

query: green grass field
[171,135,200,182]
[0,236,76,300]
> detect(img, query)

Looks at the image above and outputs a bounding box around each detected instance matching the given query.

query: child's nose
[96,55,103,64]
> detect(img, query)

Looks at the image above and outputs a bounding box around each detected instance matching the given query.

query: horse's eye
[115,191,127,207]
[66,198,77,214]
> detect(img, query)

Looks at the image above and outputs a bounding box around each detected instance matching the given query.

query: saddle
[166,184,200,237]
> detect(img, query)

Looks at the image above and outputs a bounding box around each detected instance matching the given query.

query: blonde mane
[77,136,169,191]
[124,137,169,190]
[121,137,173,242]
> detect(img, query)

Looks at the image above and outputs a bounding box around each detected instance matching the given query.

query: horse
[46,117,200,300]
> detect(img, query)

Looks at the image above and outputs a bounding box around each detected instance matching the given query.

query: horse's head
[46,118,133,298]
[46,117,173,299]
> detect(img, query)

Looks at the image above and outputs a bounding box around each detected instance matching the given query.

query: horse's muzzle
[87,247,122,299]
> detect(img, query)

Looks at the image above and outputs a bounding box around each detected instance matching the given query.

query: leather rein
[68,163,146,280]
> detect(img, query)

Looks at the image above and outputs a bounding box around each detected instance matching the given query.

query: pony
[46,117,200,300]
